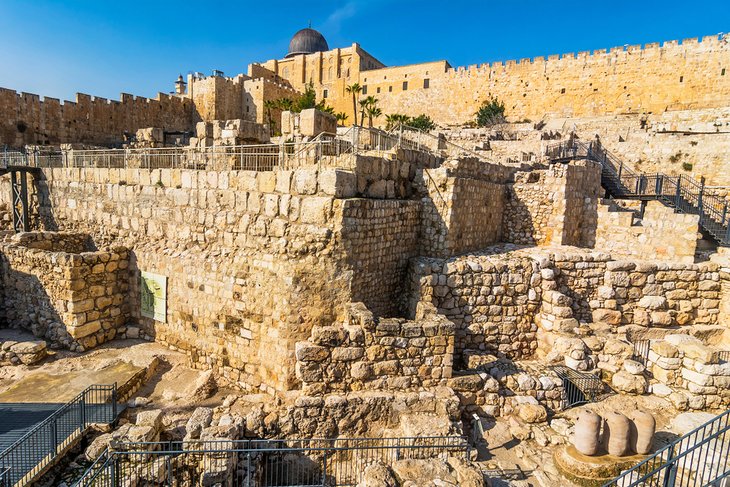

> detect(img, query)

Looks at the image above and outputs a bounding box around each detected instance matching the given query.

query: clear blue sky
[1,0,728,101]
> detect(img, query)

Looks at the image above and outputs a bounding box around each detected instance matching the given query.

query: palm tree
[367,106,382,127]
[385,113,410,131]
[263,99,276,135]
[345,83,362,125]
[335,112,348,126]
[359,96,379,127]
[358,98,369,126]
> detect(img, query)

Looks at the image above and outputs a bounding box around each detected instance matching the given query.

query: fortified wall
[0,90,194,147]
[312,35,730,126]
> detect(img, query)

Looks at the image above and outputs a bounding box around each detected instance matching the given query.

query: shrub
[476,98,506,127]
[409,114,436,131]
[682,162,693,171]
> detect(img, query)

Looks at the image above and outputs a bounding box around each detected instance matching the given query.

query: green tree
[408,114,436,131]
[345,83,362,125]
[335,112,348,126]
[475,97,506,127]
[294,82,318,111]
[385,113,410,131]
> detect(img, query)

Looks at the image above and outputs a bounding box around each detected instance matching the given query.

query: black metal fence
[74,436,469,487]
[0,384,118,487]
[552,366,606,409]
[604,408,730,487]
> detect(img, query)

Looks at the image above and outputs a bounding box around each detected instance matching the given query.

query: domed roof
[286,28,329,58]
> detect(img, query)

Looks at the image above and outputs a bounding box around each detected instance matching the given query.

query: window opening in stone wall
[323,89,328,98]
[722,68,726,76]
[424,79,430,89]
[403,81,408,91]
[362,85,368,94]
[377,87,381,93]
[389,86,392,92]
[561,88,566,94]
[679,76,684,82]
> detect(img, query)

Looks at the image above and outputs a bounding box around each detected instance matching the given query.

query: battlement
[444,33,727,77]
[0,86,193,147]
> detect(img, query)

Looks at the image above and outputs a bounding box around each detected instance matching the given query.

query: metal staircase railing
[389,124,496,162]
[545,140,730,246]
[603,408,730,486]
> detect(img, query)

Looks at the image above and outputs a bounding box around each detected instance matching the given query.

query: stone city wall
[335,35,730,126]
[596,200,700,263]
[295,302,455,394]
[0,89,193,147]
[0,231,129,350]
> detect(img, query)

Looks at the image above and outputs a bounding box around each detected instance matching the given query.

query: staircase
[546,140,730,246]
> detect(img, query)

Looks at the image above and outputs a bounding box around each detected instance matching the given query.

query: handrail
[604,408,730,486]
[0,384,118,487]
[546,139,730,246]
[74,435,469,487]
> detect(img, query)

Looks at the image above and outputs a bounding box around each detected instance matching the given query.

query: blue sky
[0,0,728,101]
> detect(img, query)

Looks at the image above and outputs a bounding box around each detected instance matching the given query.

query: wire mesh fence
[74,436,469,487]
[0,385,118,487]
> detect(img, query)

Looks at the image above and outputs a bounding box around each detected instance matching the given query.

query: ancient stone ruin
[0,25,729,487]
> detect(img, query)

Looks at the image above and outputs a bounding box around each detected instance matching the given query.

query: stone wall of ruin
[0,89,194,147]
[409,252,540,362]
[0,232,129,350]
[0,155,436,392]
[596,201,700,263]
[419,158,508,258]
[409,246,727,364]
[502,161,602,246]
[295,303,455,394]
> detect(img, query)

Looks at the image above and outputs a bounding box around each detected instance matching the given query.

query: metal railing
[74,436,468,487]
[2,126,425,173]
[604,408,730,487]
[0,384,118,487]
[552,366,606,409]
[391,124,495,162]
[545,140,730,245]
[0,467,9,487]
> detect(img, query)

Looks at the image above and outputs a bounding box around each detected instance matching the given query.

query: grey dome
[286,28,329,58]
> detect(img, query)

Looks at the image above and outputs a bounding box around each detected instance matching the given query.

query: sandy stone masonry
[0,231,129,350]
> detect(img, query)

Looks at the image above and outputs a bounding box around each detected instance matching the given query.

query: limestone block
[295,342,329,362]
[650,341,679,358]
[612,370,647,395]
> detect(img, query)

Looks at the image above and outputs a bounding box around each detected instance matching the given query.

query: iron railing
[1,126,423,173]
[552,366,606,409]
[604,408,730,487]
[0,467,9,487]
[74,436,469,487]
[391,124,496,162]
[545,140,730,245]
[0,384,118,487]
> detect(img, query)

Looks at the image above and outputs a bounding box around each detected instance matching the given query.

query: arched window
[328,66,333,80]
[282,67,289,78]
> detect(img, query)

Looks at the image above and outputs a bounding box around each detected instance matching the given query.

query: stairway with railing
[0,384,118,487]
[545,140,730,246]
